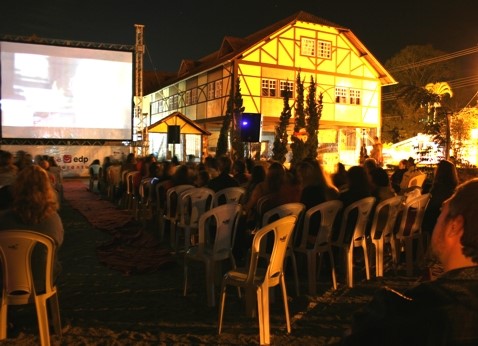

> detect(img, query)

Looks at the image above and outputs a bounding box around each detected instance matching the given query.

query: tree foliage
[230,77,245,160]
[216,77,244,158]
[272,82,292,163]
[382,44,460,143]
[304,75,322,159]
[290,71,307,167]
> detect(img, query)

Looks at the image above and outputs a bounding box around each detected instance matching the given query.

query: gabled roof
[147,10,395,89]
[147,111,211,135]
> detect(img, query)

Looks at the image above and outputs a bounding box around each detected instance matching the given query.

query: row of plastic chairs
[298,192,431,292]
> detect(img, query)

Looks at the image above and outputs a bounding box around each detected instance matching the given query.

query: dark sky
[1,0,477,72]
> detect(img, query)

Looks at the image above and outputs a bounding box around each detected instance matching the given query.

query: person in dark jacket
[342,178,478,346]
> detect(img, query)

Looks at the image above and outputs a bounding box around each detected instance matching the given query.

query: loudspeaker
[167,125,180,144]
[240,113,262,142]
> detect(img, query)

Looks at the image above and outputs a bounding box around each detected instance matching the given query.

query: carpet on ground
[62,179,175,275]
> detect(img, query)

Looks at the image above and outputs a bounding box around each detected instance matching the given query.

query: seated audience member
[0,150,18,209]
[206,155,239,192]
[0,165,64,289]
[390,158,408,194]
[342,178,478,345]
[232,159,250,187]
[369,166,396,203]
[399,157,424,193]
[332,162,348,192]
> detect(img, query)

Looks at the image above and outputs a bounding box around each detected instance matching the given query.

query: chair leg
[0,302,7,339]
[363,242,370,280]
[34,296,51,346]
[205,261,216,307]
[280,275,291,334]
[346,247,354,288]
[307,251,317,296]
[218,284,227,334]
[289,251,300,296]
[49,293,62,337]
[327,249,337,290]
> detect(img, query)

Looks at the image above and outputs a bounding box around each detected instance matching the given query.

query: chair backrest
[335,197,376,246]
[107,164,122,186]
[180,187,215,226]
[408,173,427,188]
[0,230,56,303]
[197,203,242,258]
[260,202,306,229]
[164,184,195,220]
[299,200,343,250]
[369,195,404,242]
[395,193,431,239]
[247,215,297,288]
[212,187,245,207]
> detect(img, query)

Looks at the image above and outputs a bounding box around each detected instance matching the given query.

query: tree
[398,81,453,158]
[216,77,244,158]
[382,45,459,143]
[290,71,307,167]
[450,107,478,164]
[230,78,245,160]
[304,75,322,159]
[272,82,292,163]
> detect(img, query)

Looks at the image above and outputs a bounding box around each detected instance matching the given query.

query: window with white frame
[262,79,276,97]
[350,89,361,105]
[170,95,179,109]
[151,101,160,114]
[191,88,198,104]
[280,80,294,98]
[208,82,215,100]
[317,40,332,59]
[335,87,347,104]
[301,37,316,57]
[215,80,222,98]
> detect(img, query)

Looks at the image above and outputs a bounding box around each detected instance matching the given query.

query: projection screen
[0,41,134,140]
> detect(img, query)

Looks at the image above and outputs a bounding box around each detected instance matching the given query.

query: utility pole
[134,24,148,156]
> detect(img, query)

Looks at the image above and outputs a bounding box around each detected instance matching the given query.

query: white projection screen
[0,41,134,140]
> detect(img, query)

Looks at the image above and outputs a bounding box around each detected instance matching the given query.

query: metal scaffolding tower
[134,24,148,156]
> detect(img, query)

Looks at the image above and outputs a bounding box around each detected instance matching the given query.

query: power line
[388,46,478,73]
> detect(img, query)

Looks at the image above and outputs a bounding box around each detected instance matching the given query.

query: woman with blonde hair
[0,165,64,287]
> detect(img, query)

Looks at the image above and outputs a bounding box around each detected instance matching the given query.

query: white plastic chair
[260,202,305,297]
[0,230,62,346]
[294,200,343,295]
[212,186,245,207]
[183,203,242,307]
[332,197,376,288]
[393,193,431,276]
[177,187,215,250]
[218,215,297,346]
[163,184,195,250]
[368,195,404,277]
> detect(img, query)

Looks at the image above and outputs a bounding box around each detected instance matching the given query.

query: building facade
[140,11,396,169]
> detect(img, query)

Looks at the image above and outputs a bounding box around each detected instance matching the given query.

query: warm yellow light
[471,128,478,140]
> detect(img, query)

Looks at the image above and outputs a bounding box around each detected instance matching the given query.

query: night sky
[1,0,477,73]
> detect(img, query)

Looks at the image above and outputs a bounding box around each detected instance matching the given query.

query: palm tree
[398,81,453,159]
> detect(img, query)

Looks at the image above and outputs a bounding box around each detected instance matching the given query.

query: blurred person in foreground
[0,165,64,290]
[342,178,478,346]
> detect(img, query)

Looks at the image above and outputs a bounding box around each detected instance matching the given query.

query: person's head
[407,157,416,168]
[250,164,266,184]
[369,167,391,189]
[172,164,191,185]
[12,165,59,224]
[346,165,371,192]
[432,178,478,271]
[363,157,378,174]
[398,159,408,170]
[232,159,246,175]
[265,161,286,191]
[0,150,14,168]
[194,170,210,187]
[433,159,459,188]
[217,156,232,174]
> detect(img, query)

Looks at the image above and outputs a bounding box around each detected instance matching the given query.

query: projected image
[0,41,133,140]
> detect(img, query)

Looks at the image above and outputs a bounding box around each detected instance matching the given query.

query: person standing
[342,178,478,345]
[370,136,383,166]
